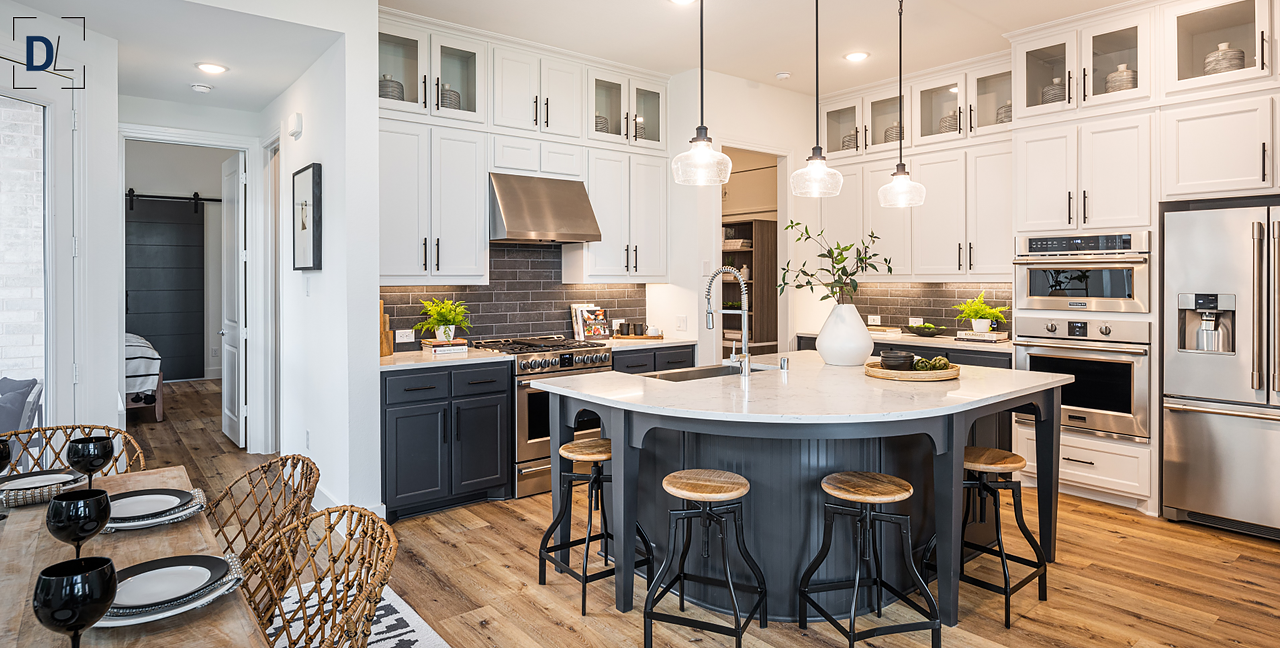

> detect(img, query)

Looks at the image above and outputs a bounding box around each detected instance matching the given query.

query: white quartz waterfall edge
[268,582,451,648]
[815,303,874,366]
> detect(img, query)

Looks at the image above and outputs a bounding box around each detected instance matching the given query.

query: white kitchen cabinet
[540,142,585,177]
[966,143,1014,276]
[913,72,967,147]
[378,25,428,109]
[429,33,487,124]
[563,150,668,283]
[966,62,1014,137]
[1014,31,1079,119]
[1080,114,1151,229]
[630,79,666,151]
[823,98,865,161]
[1015,124,1078,232]
[1080,13,1151,108]
[379,119,431,279]
[586,69,665,150]
[492,135,584,178]
[628,156,667,278]
[1162,0,1271,96]
[1016,421,1151,499]
[431,128,488,278]
[865,86,912,155]
[861,159,912,278]
[820,163,863,248]
[911,150,968,276]
[492,47,540,131]
[541,57,583,138]
[1161,96,1273,196]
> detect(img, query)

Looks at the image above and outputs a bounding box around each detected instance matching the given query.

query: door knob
[218,330,227,336]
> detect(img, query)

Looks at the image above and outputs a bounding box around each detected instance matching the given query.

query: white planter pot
[970,319,992,333]
[435,325,456,342]
[815,304,874,366]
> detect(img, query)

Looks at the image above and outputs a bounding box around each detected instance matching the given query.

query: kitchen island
[531,350,1071,626]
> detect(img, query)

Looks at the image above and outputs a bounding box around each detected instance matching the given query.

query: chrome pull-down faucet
[705,266,750,375]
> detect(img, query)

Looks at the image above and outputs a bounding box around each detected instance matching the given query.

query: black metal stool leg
[539,474,575,585]
[594,468,610,568]
[712,511,743,648]
[886,511,941,648]
[986,481,1012,629]
[868,504,883,618]
[676,507,693,611]
[581,473,596,616]
[1009,480,1048,601]
[636,519,657,583]
[645,509,687,648]
[798,505,836,630]
[728,502,767,628]
[849,509,864,648]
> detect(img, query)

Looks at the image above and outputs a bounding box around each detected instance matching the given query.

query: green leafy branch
[414,298,474,334]
[777,220,893,303]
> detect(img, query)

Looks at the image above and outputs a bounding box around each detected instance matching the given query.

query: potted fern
[778,221,892,366]
[952,292,1008,333]
[414,298,473,342]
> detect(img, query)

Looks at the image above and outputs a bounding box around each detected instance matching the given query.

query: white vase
[815,304,874,366]
[971,319,992,333]
[435,325,456,342]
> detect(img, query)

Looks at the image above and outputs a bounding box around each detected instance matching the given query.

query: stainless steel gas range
[471,336,613,497]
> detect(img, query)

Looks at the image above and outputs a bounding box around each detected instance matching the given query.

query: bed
[124,333,164,422]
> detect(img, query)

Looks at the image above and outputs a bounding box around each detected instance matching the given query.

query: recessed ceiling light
[196,63,227,74]
[844,52,869,62]
[776,71,792,80]
[191,83,214,93]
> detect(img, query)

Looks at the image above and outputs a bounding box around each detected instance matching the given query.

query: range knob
[593,354,604,363]
[520,360,530,370]
[1099,325,1112,336]
[540,358,552,369]
[1045,323,1058,333]
[603,352,610,362]
[574,355,584,364]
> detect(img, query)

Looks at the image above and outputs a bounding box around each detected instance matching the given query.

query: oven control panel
[517,350,612,374]
[1016,316,1149,345]
[1067,321,1088,337]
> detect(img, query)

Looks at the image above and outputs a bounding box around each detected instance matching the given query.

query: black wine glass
[46,490,111,559]
[32,557,117,648]
[67,437,113,490]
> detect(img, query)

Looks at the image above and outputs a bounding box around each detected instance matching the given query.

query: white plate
[115,566,213,608]
[97,580,237,628]
[0,473,76,490]
[111,493,183,519]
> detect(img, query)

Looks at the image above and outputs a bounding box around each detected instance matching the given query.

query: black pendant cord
[814,0,819,149]
[699,0,705,129]
[897,0,905,168]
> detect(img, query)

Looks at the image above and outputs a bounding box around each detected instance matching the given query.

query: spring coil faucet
[706,266,750,374]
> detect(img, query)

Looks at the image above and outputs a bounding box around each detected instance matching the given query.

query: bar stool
[956,446,1047,628]
[644,469,767,648]
[798,471,941,648]
[538,438,655,616]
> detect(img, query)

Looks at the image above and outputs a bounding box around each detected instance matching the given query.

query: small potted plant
[414,298,473,342]
[952,291,1008,333]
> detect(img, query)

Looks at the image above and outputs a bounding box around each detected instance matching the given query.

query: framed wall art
[292,163,322,270]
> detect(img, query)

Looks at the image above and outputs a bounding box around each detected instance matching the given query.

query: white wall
[123,140,237,379]
[648,70,826,365]
[119,95,261,138]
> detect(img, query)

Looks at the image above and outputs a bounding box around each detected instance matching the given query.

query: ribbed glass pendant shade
[878,165,927,208]
[673,138,732,186]
[790,156,843,198]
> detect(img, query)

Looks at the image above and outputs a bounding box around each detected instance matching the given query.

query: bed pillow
[0,378,38,435]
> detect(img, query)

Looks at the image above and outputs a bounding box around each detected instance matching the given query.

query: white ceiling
[17,0,341,112]
[383,0,1131,94]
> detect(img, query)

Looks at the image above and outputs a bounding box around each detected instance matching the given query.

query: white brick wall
[0,96,44,381]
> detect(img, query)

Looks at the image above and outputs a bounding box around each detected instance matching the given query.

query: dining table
[0,466,270,647]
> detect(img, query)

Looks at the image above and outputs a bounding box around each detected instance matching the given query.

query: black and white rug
[268,581,450,647]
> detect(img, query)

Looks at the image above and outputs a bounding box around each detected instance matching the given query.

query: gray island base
[533,351,1071,627]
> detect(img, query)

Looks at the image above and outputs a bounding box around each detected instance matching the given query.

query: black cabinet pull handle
[626,363,647,368]
[533,95,538,125]
[1067,191,1073,224]
[1264,143,1268,183]
[1262,31,1267,71]
[435,238,441,271]
[545,97,550,128]
[1082,190,1089,224]
[624,111,629,139]
[404,385,436,392]
[423,76,428,109]
[1066,71,1072,104]
[423,238,429,271]
[1081,68,1088,102]
[632,246,638,272]
[468,379,497,385]
[435,77,441,110]
[968,243,973,270]
[456,424,460,442]
[968,105,974,133]
[958,243,962,271]
[623,244,630,270]
[864,125,868,148]
[666,360,686,364]
[1064,457,1095,466]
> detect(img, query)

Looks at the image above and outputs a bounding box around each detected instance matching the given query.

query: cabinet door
[824,98,865,160]
[492,134,539,172]
[821,163,863,249]
[630,78,665,150]
[384,402,450,509]
[540,142,585,178]
[1080,13,1150,108]
[585,149,631,277]
[911,151,968,276]
[1015,124,1078,231]
[629,155,667,279]
[429,33,486,123]
[1080,114,1151,229]
[431,128,488,277]
[378,25,428,108]
[613,351,655,374]
[1013,31,1079,119]
[966,143,1014,276]
[379,120,431,279]
[492,47,539,131]
[541,57,583,138]
[865,87,911,155]
[913,73,967,146]
[1161,96,1272,196]
[967,63,1014,137]
[451,394,509,494]
[1162,0,1271,95]
[862,160,912,277]
[587,69,629,145]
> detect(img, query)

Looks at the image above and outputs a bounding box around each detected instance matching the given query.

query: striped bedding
[125,333,161,394]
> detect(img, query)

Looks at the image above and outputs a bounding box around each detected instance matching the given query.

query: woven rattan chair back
[0,425,144,476]
[207,454,319,559]
[243,506,398,648]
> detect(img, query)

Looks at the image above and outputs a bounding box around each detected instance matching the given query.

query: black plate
[0,468,82,491]
[108,489,195,523]
[113,555,229,611]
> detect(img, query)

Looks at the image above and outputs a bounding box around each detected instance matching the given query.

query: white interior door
[221,153,245,447]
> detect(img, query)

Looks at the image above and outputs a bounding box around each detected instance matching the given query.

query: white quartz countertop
[530,350,1070,424]
[798,331,1013,354]
[604,338,697,352]
[380,347,513,372]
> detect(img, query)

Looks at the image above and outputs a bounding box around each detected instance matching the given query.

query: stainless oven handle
[1012,255,1148,265]
[1253,221,1265,390]
[1165,402,1280,423]
[1013,340,1148,355]
[518,464,551,475]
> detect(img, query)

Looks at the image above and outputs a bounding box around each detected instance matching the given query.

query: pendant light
[672,0,732,185]
[790,0,843,198]
[878,0,926,208]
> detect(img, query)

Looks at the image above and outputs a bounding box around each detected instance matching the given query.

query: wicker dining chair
[0,425,145,476]
[206,454,320,559]
[242,506,398,648]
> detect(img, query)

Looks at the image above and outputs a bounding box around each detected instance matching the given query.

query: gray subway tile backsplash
[843,282,1013,332]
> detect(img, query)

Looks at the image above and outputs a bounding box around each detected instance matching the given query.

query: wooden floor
[125,380,274,497]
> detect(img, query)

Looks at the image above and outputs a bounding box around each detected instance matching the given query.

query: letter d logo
[26,36,53,71]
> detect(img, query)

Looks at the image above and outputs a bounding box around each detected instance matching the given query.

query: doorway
[719,147,782,359]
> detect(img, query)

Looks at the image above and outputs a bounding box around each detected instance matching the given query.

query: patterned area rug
[268,583,451,647]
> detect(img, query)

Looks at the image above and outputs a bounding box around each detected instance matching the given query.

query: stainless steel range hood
[489,173,602,243]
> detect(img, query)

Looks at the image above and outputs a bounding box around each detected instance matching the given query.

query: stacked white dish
[98,553,243,627]
[996,100,1013,124]
[1105,64,1137,92]
[884,121,903,143]
[1205,42,1246,75]
[1041,78,1066,104]
[841,130,858,151]
[439,83,462,110]
[938,110,959,133]
[104,487,206,532]
[0,469,86,508]
[378,74,404,101]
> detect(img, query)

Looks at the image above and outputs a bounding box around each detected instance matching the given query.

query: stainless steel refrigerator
[1163,207,1280,538]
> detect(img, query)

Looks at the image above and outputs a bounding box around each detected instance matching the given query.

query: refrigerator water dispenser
[1176,293,1235,354]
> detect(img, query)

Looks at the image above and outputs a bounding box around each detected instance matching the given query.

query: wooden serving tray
[613,335,664,340]
[865,361,961,382]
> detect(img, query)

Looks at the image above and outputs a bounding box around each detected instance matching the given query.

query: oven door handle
[517,464,552,476]
[1012,255,1148,265]
[1013,340,1149,355]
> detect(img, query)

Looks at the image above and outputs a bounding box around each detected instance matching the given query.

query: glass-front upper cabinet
[429,34,486,123]
[1014,31,1078,119]
[865,87,911,154]
[378,25,427,109]
[965,63,1013,136]
[824,98,864,160]
[631,79,665,150]
[588,69,628,145]
[913,72,966,145]
[1163,0,1271,94]
[1081,14,1150,106]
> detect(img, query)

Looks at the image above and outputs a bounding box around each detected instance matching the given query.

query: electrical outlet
[395,329,415,343]
[676,315,688,331]
[702,260,712,276]
[210,347,219,358]
[909,317,924,326]
[305,429,310,450]
[867,315,882,325]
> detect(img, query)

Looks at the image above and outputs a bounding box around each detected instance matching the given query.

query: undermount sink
[644,363,774,382]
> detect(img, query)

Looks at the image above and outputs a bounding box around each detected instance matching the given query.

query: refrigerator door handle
[1253,221,1266,391]
[1273,222,1279,391]
[1165,402,1280,423]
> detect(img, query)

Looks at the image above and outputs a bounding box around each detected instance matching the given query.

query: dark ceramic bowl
[880,355,916,371]
[907,326,945,337]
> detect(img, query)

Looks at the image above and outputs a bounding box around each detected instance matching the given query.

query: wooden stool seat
[559,439,612,462]
[662,469,750,502]
[964,446,1027,473]
[821,471,913,504]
